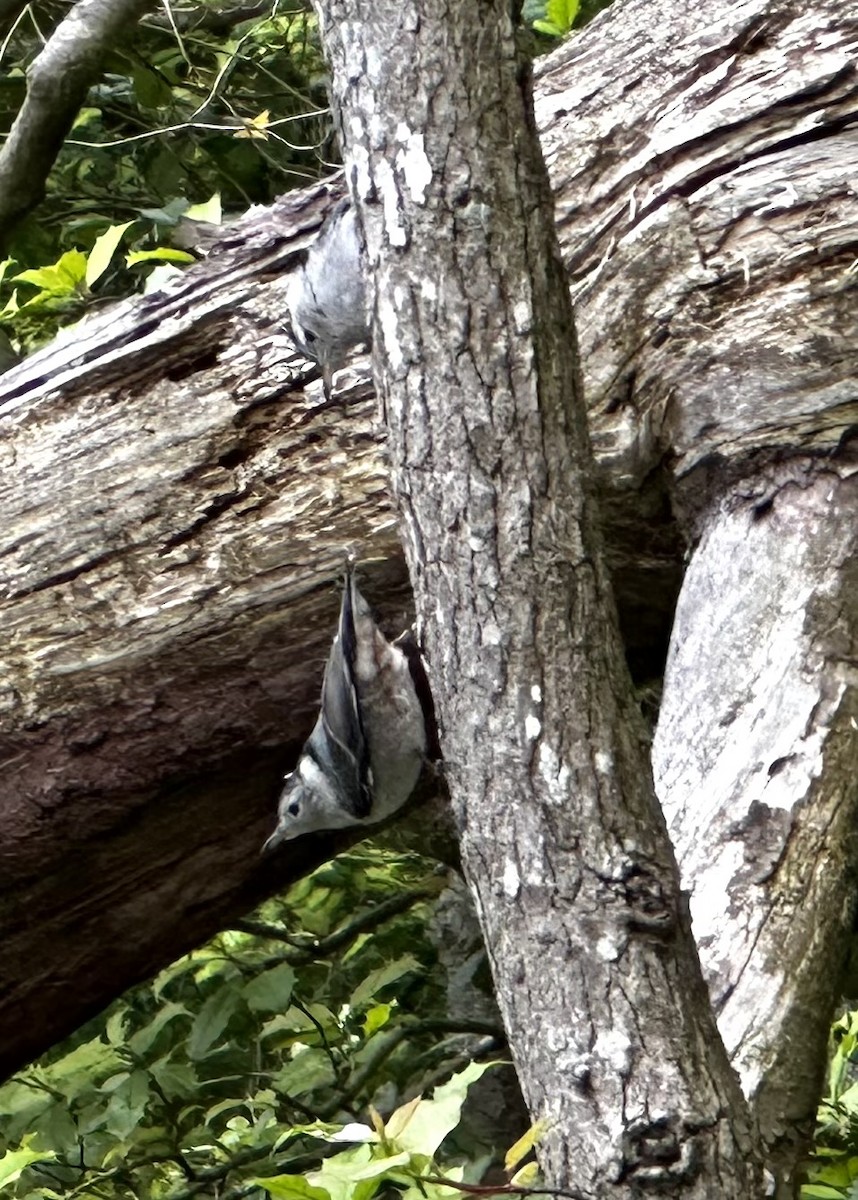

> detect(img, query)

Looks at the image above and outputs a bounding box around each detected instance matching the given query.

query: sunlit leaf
[185,193,222,222]
[205,1095,248,1124]
[235,109,271,138]
[504,1119,549,1171]
[510,1161,541,1188]
[86,221,134,286]
[104,1009,128,1047]
[533,0,579,35]
[126,248,195,266]
[385,1097,421,1142]
[308,1143,411,1200]
[362,1003,392,1037]
[547,0,579,28]
[253,1174,331,1200]
[0,1138,55,1187]
[71,106,101,129]
[385,1061,497,1157]
[13,250,87,295]
[0,288,19,317]
[39,1036,123,1094]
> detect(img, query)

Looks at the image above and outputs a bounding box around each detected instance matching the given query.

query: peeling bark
[538,0,858,479]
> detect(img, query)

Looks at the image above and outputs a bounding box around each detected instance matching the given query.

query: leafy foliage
[0,0,328,352]
[522,0,613,44]
[0,850,511,1200]
[530,0,580,39]
[803,1010,858,1198]
[254,1060,498,1200]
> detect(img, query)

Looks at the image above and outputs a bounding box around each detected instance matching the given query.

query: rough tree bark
[535,1,858,1185]
[315,1,760,1197]
[0,0,855,1194]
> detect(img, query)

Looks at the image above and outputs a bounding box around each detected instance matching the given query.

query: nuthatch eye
[263,565,428,848]
[287,199,369,402]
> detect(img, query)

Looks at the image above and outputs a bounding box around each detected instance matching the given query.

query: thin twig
[417,1178,589,1200]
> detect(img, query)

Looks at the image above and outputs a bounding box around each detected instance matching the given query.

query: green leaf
[308,1144,411,1200]
[0,1138,55,1187]
[40,1036,123,1094]
[86,221,134,286]
[386,1061,497,1157]
[253,1174,332,1200]
[104,1009,128,1047]
[801,1188,848,1198]
[128,1001,189,1056]
[71,106,101,130]
[244,963,297,1013]
[547,0,579,29]
[262,1004,338,1042]
[151,955,198,999]
[533,0,579,35]
[187,987,242,1059]
[185,193,222,223]
[349,955,421,1010]
[33,1102,79,1155]
[205,1095,249,1124]
[138,198,191,224]
[0,289,19,317]
[273,1048,336,1097]
[150,1056,198,1101]
[126,247,195,266]
[504,1119,548,1171]
[510,1162,541,1188]
[13,250,87,295]
[532,18,562,35]
[362,1003,392,1037]
[838,1082,858,1113]
[102,1069,150,1139]
[132,63,174,108]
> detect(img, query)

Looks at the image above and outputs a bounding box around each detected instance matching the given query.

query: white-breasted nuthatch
[287,199,370,401]
[263,566,428,848]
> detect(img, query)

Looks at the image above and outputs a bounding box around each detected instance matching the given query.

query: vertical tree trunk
[313,1,762,1193]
